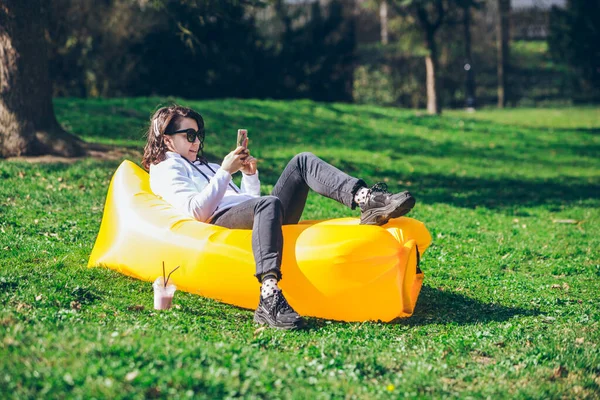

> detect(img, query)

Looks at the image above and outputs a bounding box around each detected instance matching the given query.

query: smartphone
[237,129,248,149]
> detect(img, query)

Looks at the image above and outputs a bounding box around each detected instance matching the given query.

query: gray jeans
[210,152,366,281]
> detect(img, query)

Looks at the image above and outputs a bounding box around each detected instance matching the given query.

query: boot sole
[360,192,415,226]
[254,310,303,330]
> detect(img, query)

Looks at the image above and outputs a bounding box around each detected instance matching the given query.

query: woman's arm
[238,151,259,196]
[206,161,259,197]
[150,159,231,222]
[240,171,260,197]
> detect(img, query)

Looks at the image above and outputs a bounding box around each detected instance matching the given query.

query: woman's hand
[240,153,257,175]
[221,146,247,175]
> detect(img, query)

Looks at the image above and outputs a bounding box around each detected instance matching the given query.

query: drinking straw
[162,261,166,287]
[165,266,180,287]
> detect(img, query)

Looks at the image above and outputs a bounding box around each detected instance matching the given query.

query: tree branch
[432,0,445,31]
[415,4,432,30]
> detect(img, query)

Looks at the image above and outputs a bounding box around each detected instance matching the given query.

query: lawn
[1,98,599,399]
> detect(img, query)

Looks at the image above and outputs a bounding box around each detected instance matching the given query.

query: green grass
[1,98,599,399]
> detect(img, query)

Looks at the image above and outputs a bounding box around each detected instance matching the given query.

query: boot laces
[272,291,294,316]
[369,182,390,195]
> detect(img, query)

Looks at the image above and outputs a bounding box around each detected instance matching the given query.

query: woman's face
[164,117,201,162]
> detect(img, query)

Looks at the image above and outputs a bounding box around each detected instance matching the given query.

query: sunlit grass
[1,98,598,398]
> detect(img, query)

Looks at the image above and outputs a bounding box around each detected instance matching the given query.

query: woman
[142,105,415,329]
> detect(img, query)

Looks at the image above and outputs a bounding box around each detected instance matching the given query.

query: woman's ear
[163,135,174,151]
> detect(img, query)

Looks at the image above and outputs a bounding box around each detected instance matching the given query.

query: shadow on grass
[263,156,599,210]
[70,140,598,212]
[297,286,539,331]
[498,126,600,135]
[396,285,539,326]
[409,172,600,210]
[49,98,600,212]
[553,127,600,135]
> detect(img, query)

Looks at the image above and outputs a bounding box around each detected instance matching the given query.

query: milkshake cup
[152,277,176,310]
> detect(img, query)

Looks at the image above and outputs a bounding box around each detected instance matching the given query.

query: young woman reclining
[142,105,415,329]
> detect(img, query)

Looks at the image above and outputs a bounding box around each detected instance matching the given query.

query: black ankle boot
[254,290,303,330]
[359,183,415,226]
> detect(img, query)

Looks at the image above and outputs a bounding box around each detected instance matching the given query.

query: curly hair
[141,105,205,170]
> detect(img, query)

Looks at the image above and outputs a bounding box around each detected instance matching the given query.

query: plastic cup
[152,277,176,310]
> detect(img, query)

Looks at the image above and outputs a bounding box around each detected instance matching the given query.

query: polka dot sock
[354,187,370,206]
[260,273,281,298]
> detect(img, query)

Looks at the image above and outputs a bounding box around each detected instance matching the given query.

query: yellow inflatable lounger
[88,161,432,322]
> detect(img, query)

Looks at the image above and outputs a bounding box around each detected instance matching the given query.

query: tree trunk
[379,0,393,84]
[0,0,84,158]
[497,0,510,108]
[380,0,389,45]
[425,31,441,115]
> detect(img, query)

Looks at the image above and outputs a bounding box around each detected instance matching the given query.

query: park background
[1,0,599,398]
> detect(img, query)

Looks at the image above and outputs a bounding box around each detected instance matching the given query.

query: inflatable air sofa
[88,161,432,322]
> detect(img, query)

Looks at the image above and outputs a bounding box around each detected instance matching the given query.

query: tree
[0,0,84,158]
[267,0,356,101]
[391,0,449,115]
[548,0,600,101]
[496,0,510,108]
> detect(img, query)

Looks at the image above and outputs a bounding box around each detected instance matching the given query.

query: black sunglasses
[166,128,205,143]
